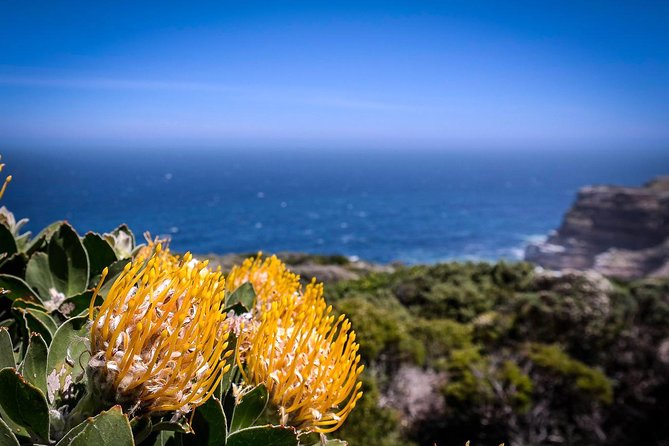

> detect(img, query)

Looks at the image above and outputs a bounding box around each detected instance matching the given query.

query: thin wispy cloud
[0,75,238,92]
[0,74,418,112]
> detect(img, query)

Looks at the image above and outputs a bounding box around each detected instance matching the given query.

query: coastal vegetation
[325,261,669,445]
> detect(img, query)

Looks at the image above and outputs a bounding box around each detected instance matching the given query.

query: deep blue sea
[3,147,668,264]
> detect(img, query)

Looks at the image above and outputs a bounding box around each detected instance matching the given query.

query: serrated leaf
[226,425,298,446]
[0,328,14,370]
[48,224,89,297]
[46,316,89,405]
[182,397,226,446]
[59,406,133,446]
[229,384,268,433]
[225,283,256,310]
[0,275,40,303]
[0,367,50,441]
[82,233,117,282]
[25,252,56,302]
[19,333,48,396]
[0,224,17,260]
[0,416,20,446]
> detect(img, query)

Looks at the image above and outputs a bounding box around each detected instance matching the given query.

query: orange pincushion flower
[237,280,364,433]
[88,246,232,414]
[226,254,300,311]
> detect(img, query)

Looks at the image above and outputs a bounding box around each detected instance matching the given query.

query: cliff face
[525,176,669,278]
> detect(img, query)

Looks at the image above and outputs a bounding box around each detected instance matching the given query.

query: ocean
[3,147,668,264]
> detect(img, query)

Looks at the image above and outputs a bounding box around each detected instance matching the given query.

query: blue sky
[1,1,668,150]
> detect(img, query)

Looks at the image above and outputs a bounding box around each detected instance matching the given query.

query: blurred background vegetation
[312,261,669,446]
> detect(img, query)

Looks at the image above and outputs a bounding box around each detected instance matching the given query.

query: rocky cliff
[525,176,669,279]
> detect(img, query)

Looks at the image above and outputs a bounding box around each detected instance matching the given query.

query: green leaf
[0,253,27,277]
[97,258,131,300]
[0,416,20,446]
[0,367,50,441]
[218,364,238,401]
[54,418,87,446]
[13,232,31,253]
[103,225,135,259]
[222,303,249,316]
[58,290,101,318]
[82,233,117,282]
[0,410,28,442]
[182,397,227,446]
[18,333,48,396]
[229,384,268,433]
[0,275,40,303]
[22,308,57,343]
[226,425,298,446]
[11,298,45,312]
[0,224,17,260]
[0,407,28,442]
[225,283,256,310]
[25,252,56,302]
[130,416,153,445]
[48,224,90,297]
[147,431,177,446]
[23,221,63,256]
[46,315,89,405]
[58,406,133,446]
[152,415,192,435]
[214,336,237,401]
[0,328,14,370]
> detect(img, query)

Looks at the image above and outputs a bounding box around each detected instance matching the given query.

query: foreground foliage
[0,161,361,445]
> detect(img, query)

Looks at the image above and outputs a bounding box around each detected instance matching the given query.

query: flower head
[226,254,310,362]
[88,245,232,414]
[226,254,300,312]
[237,279,364,434]
[135,232,170,262]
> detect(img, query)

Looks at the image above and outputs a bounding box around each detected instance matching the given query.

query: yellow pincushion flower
[134,232,171,262]
[237,280,364,434]
[88,246,232,414]
[226,254,300,311]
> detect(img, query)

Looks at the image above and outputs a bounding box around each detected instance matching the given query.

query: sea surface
[3,147,668,264]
